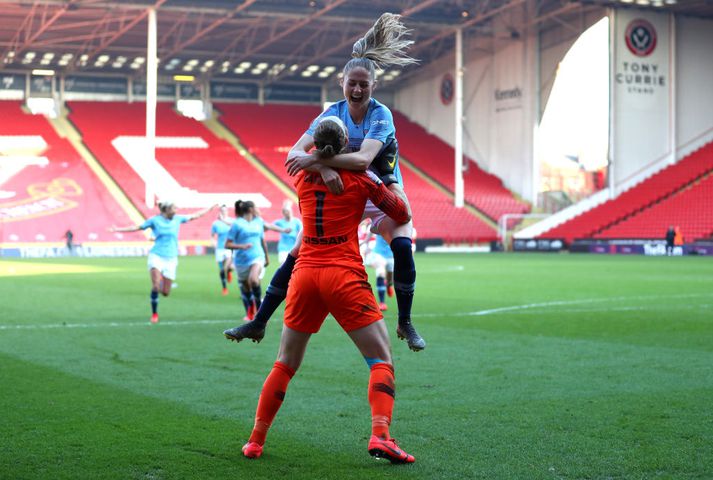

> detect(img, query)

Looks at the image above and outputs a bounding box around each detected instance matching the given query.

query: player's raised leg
[377,214,425,352]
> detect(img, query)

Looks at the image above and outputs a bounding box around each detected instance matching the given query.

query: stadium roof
[0,0,711,86]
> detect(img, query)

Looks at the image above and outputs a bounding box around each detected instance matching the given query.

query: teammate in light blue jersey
[225,199,289,321]
[211,205,236,296]
[110,200,215,323]
[273,200,302,264]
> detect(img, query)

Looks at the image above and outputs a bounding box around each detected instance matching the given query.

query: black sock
[240,284,251,314]
[376,276,386,303]
[219,269,227,288]
[150,289,159,314]
[253,253,296,325]
[390,237,416,325]
[252,285,262,310]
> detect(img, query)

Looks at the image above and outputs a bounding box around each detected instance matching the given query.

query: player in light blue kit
[226,200,289,321]
[111,200,215,323]
[211,205,236,296]
[273,200,302,265]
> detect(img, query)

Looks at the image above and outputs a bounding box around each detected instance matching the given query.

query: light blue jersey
[211,219,231,249]
[229,216,265,266]
[307,98,403,185]
[140,214,189,258]
[373,234,393,259]
[274,217,302,253]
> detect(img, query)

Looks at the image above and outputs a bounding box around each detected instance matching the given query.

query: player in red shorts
[240,118,415,464]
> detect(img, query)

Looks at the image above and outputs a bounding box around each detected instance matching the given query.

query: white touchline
[410,293,713,318]
[0,319,234,331]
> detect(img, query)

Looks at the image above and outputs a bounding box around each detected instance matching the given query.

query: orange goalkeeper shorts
[283,265,383,334]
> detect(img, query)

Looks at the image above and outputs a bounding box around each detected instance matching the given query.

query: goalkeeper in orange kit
[239,117,416,464]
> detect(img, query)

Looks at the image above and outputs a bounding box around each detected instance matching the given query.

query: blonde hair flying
[344,13,418,79]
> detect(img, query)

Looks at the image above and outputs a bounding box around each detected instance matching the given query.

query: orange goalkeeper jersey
[294,170,409,270]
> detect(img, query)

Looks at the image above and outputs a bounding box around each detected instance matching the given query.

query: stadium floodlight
[233,67,245,74]
[250,68,262,75]
[290,64,299,72]
[24,52,36,59]
[318,71,329,78]
[323,66,336,73]
[301,71,313,77]
[307,65,320,72]
[97,54,110,62]
[182,65,194,71]
[187,59,199,66]
[203,60,215,67]
[256,62,269,69]
[239,61,251,68]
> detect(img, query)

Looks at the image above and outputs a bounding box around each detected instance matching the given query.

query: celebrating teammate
[110,200,215,323]
[224,12,425,351]
[238,117,415,463]
[225,200,291,321]
[211,205,235,296]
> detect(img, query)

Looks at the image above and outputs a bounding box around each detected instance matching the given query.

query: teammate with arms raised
[110,200,215,323]
[239,117,415,464]
[224,13,425,351]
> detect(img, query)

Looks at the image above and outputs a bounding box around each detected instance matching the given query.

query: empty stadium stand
[216,102,321,190]
[68,101,288,241]
[596,172,713,241]
[391,111,530,223]
[216,102,497,242]
[540,142,713,243]
[0,100,142,245]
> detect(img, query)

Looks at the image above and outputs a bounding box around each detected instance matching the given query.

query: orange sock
[249,361,295,446]
[368,363,395,439]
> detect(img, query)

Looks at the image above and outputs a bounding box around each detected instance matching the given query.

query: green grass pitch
[1,253,712,479]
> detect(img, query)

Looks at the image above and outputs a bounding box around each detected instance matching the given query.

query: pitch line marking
[0,294,710,331]
[410,293,713,318]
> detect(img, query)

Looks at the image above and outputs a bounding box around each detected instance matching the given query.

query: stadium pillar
[145,7,158,208]
[607,8,616,200]
[669,12,676,166]
[454,28,464,208]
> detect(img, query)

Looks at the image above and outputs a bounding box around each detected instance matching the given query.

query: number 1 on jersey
[315,191,326,237]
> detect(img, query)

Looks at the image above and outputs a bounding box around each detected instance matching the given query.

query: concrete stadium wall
[393,8,604,204]
[392,8,713,206]
[676,16,713,158]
